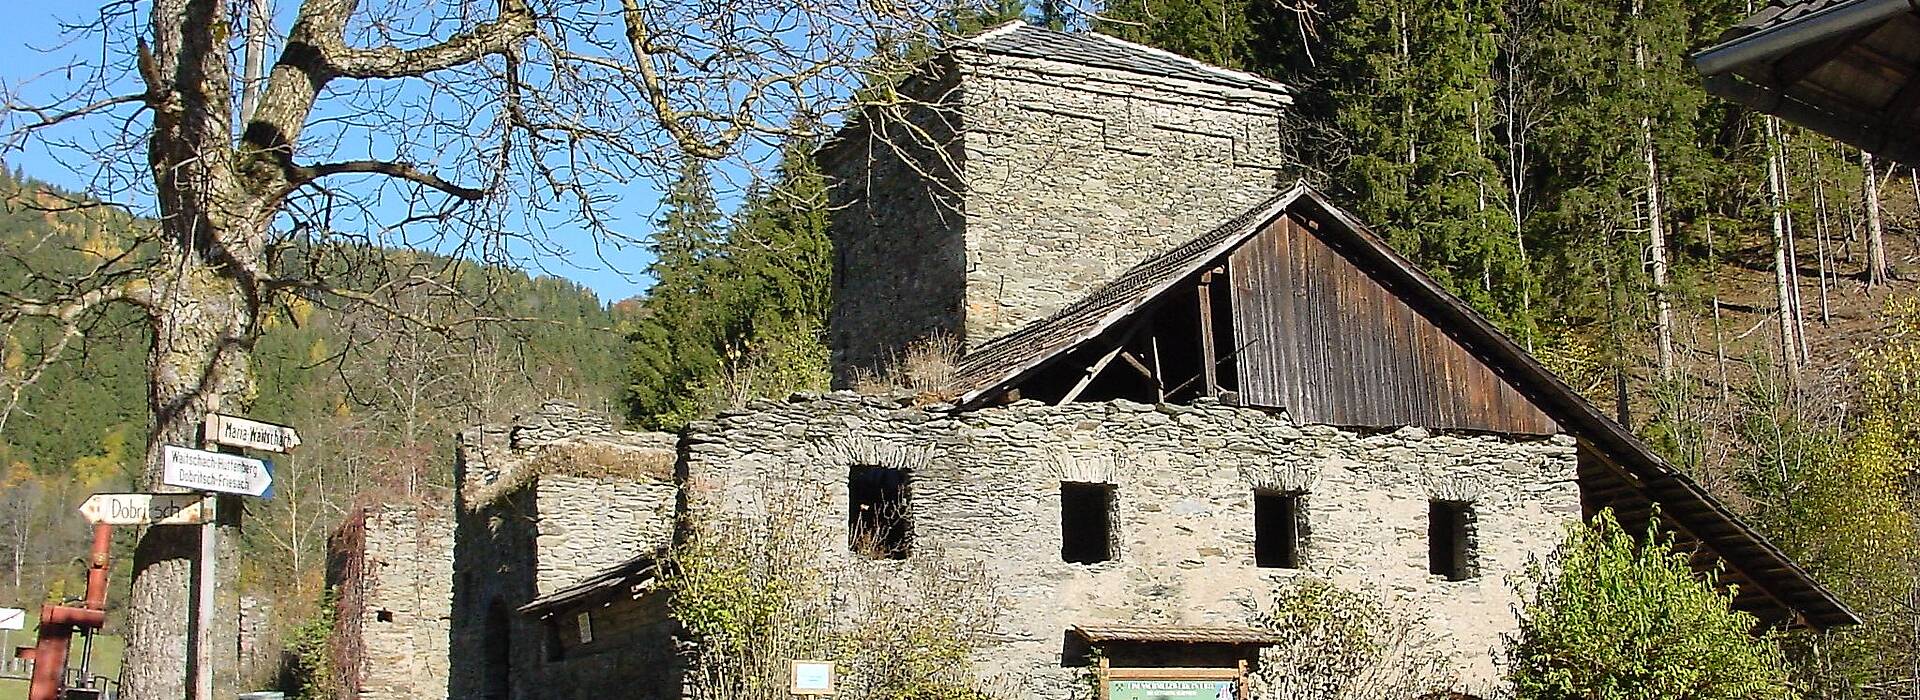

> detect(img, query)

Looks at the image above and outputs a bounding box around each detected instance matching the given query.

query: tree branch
[326,0,535,79]
[291,160,486,200]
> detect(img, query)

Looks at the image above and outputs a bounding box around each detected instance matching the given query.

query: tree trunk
[1765,117,1800,379]
[1864,148,1890,285]
[124,253,256,700]
[1811,146,1833,324]
[1631,7,1675,381]
[1642,116,1675,380]
[124,1,260,697]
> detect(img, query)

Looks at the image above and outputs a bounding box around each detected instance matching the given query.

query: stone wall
[820,47,1292,383]
[959,53,1291,339]
[821,61,969,383]
[444,402,680,700]
[351,506,456,700]
[682,393,1581,697]
[532,475,677,596]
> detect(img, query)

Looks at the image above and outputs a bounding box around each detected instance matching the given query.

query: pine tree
[625,157,730,426]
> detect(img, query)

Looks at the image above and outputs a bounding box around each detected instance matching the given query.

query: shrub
[1508,510,1795,700]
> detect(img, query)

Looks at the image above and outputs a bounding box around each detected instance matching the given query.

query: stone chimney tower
[818,22,1293,383]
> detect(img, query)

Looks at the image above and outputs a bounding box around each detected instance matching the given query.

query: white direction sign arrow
[204,414,301,453]
[162,445,274,498]
[79,493,217,526]
[0,607,24,631]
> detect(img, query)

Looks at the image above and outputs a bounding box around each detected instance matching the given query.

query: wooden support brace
[1061,322,1148,405]
[1198,271,1219,398]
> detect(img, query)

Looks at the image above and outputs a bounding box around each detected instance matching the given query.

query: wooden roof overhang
[1694,0,1920,163]
[1072,624,1285,645]
[517,550,662,619]
[950,183,1861,630]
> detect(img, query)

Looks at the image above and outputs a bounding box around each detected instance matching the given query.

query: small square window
[375,609,394,623]
[1061,482,1116,564]
[1429,500,1475,581]
[1255,491,1304,569]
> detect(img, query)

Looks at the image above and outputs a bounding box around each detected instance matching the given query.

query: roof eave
[1692,0,1915,76]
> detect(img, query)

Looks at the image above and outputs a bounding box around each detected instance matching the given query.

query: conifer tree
[625,158,730,425]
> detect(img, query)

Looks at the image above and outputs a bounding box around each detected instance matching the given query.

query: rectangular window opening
[1061,482,1116,564]
[1255,490,1303,569]
[849,465,911,559]
[1429,500,1475,581]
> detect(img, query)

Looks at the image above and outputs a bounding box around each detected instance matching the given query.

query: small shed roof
[1693,0,1920,163]
[952,183,1859,630]
[517,550,662,618]
[1071,624,1284,645]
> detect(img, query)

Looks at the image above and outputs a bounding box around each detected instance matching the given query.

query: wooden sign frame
[789,659,835,696]
[1100,661,1249,700]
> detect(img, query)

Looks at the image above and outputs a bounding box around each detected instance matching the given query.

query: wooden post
[1098,657,1111,700]
[1197,271,1219,398]
[1237,659,1249,700]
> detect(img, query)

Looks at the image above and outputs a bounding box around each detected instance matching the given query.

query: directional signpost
[162,445,274,499]
[203,414,301,453]
[180,414,297,700]
[79,493,217,526]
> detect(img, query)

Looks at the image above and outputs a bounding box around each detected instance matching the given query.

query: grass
[0,610,125,700]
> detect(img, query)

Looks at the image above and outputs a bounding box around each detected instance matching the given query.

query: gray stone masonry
[354,506,456,700]
[448,401,681,700]
[683,392,1581,697]
[823,42,1293,384]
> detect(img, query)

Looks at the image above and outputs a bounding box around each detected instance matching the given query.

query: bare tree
[1865,148,1891,286]
[0,0,966,696]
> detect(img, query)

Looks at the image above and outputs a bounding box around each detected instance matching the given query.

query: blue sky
[0,3,674,305]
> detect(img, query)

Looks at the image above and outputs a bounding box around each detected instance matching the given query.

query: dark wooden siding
[1228,215,1557,434]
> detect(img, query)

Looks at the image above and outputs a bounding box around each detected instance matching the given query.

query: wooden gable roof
[951,183,1859,630]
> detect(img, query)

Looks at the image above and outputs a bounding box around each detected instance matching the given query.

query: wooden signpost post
[176,414,298,700]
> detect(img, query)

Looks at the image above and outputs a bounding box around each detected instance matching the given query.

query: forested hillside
[0,167,631,645]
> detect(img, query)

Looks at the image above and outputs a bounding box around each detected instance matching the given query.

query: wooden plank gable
[1228,215,1558,435]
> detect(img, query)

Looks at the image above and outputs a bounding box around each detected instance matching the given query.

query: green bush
[1509,510,1795,700]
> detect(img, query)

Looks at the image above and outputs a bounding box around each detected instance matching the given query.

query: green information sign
[1107,679,1236,700]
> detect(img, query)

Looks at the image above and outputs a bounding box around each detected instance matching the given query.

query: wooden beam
[1061,343,1128,405]
[1149,333,1166,403]
[1197,272,1219,398]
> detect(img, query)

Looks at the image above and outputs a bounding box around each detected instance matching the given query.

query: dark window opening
[483,603,512,699]
[1429,500,1475,581]
[1061,482,1116,564]
[376,609,394,623]
[849,465,911,559]
[1255,491,1304,569]
[545,619,565,662]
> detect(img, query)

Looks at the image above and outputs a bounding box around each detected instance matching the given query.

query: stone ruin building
[327,21,1857,700]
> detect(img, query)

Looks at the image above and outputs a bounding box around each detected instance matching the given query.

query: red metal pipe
[84,523,110,611]
[39,606,104,629]
[24,615,69,700]
[22,523,113,700]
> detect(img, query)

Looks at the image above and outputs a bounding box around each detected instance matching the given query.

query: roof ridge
[964,22,1291,94]
[1079,28,1287,92]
